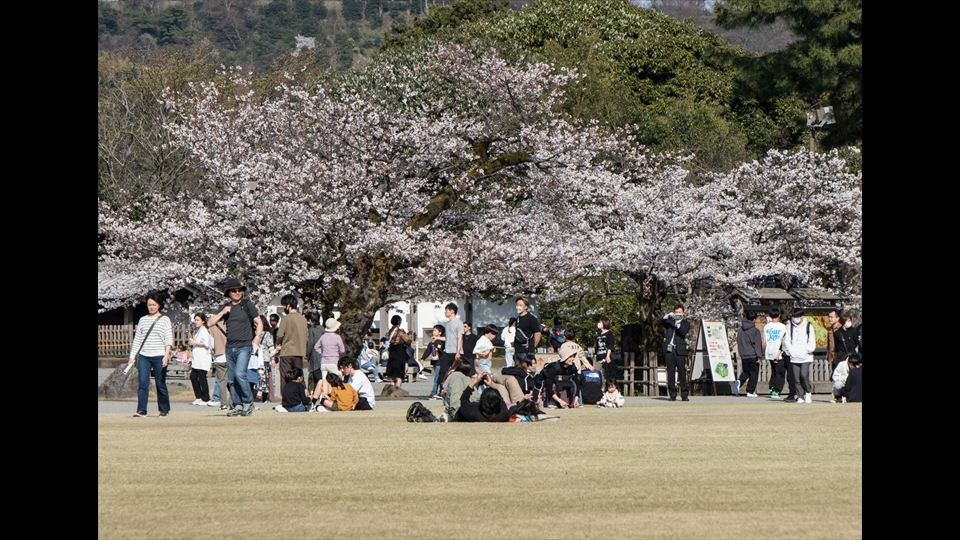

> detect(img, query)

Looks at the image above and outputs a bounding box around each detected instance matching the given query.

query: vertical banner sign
[699,320,735,382]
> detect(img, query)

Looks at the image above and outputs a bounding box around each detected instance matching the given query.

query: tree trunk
[626,271,669,359]
[331,253,398,360]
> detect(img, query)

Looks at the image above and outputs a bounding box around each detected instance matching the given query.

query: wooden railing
[98,324,195,358]
[615,350,836,397]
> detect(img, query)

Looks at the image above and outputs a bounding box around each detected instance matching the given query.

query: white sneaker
[804,393,812,404]
[796,396,804,404]
[207,400,221,407]
[746,393,758,398]
[274,405,287,413]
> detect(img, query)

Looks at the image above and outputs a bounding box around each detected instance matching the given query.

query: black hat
[222,278,247,296]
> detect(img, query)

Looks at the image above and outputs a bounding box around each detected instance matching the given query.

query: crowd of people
[126,280,862,419]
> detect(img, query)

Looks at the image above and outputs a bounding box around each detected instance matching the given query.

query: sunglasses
[227,288,243,294]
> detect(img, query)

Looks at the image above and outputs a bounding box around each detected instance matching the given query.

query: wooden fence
[616,351,835,396]
[98,324,195,358]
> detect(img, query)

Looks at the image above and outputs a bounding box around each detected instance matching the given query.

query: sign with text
[691,320,735,382]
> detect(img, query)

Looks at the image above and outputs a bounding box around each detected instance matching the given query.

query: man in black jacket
[660,305,691,401]
[456,370,517,422]
[735,311,763,397]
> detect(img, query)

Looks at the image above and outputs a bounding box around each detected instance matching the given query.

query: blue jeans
[287,403,307,412]
[360,359,379,381]
[477,359,492,374]
[430,366,443,396]
[226,346,253,405]
[137,354,170,414]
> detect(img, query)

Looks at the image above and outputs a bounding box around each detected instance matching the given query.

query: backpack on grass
[406,402,437,423]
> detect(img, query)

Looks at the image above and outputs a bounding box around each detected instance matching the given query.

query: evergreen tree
[715,0,862,149]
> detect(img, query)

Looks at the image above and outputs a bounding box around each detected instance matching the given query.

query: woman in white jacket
[188,312,214,405]
[501,317,517,368]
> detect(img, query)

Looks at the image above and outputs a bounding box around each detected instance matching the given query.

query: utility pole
[806,106,836,152]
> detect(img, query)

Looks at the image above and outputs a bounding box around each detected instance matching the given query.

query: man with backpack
[207,278,263,417]
[782,307,817,404]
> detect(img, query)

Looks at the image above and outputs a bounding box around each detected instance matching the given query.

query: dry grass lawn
[98,401,861,539]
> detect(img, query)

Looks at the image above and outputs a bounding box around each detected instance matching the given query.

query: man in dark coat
[660,305,691,401]
[735,311,763,397]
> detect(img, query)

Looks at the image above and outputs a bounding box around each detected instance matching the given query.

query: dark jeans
[784,356,798,398]
[190,368,210,402]
[768,359,785,393]
[665,351,688,399]
[137,354,170,414]
[738,358,759,394]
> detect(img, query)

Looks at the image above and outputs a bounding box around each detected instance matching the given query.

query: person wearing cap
[314,317,345,383]
[272,294,308,401]
[537,342,582,409]
[207,278,263,417]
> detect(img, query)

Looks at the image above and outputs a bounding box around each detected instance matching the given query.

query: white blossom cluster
[98,44,862,326]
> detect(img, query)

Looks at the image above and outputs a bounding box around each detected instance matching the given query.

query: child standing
[473,325,499,375]
[598,381,625,408]
[424,325,446,399]
[275,368,311,412]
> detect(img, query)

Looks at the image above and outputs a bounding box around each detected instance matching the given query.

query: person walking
[660,305,691,402]
[128,292,174,417]
[783,307,817,404]
[206,278,263,417]
[188,312,213,405]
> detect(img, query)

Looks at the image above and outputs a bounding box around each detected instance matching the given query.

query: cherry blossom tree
[564,147,862,349]
[98,43,678,354]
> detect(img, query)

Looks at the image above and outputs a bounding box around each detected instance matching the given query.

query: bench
[166,362,191,380]
[406,365,420,383]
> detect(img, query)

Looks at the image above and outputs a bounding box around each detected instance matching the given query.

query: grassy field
[98,401,861,539]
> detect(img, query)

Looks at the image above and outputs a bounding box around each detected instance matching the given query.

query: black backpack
[406,402,437,423]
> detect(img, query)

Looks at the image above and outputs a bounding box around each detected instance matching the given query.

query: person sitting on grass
[500,356,537,401]
[538,343,581,409]
[275,368,311,413]
[312,372,359,412]
[339,356,375,410]
[443,359,478,421]
[455,370,518,422]
[598,380,625,408]
[839,355,862,403]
